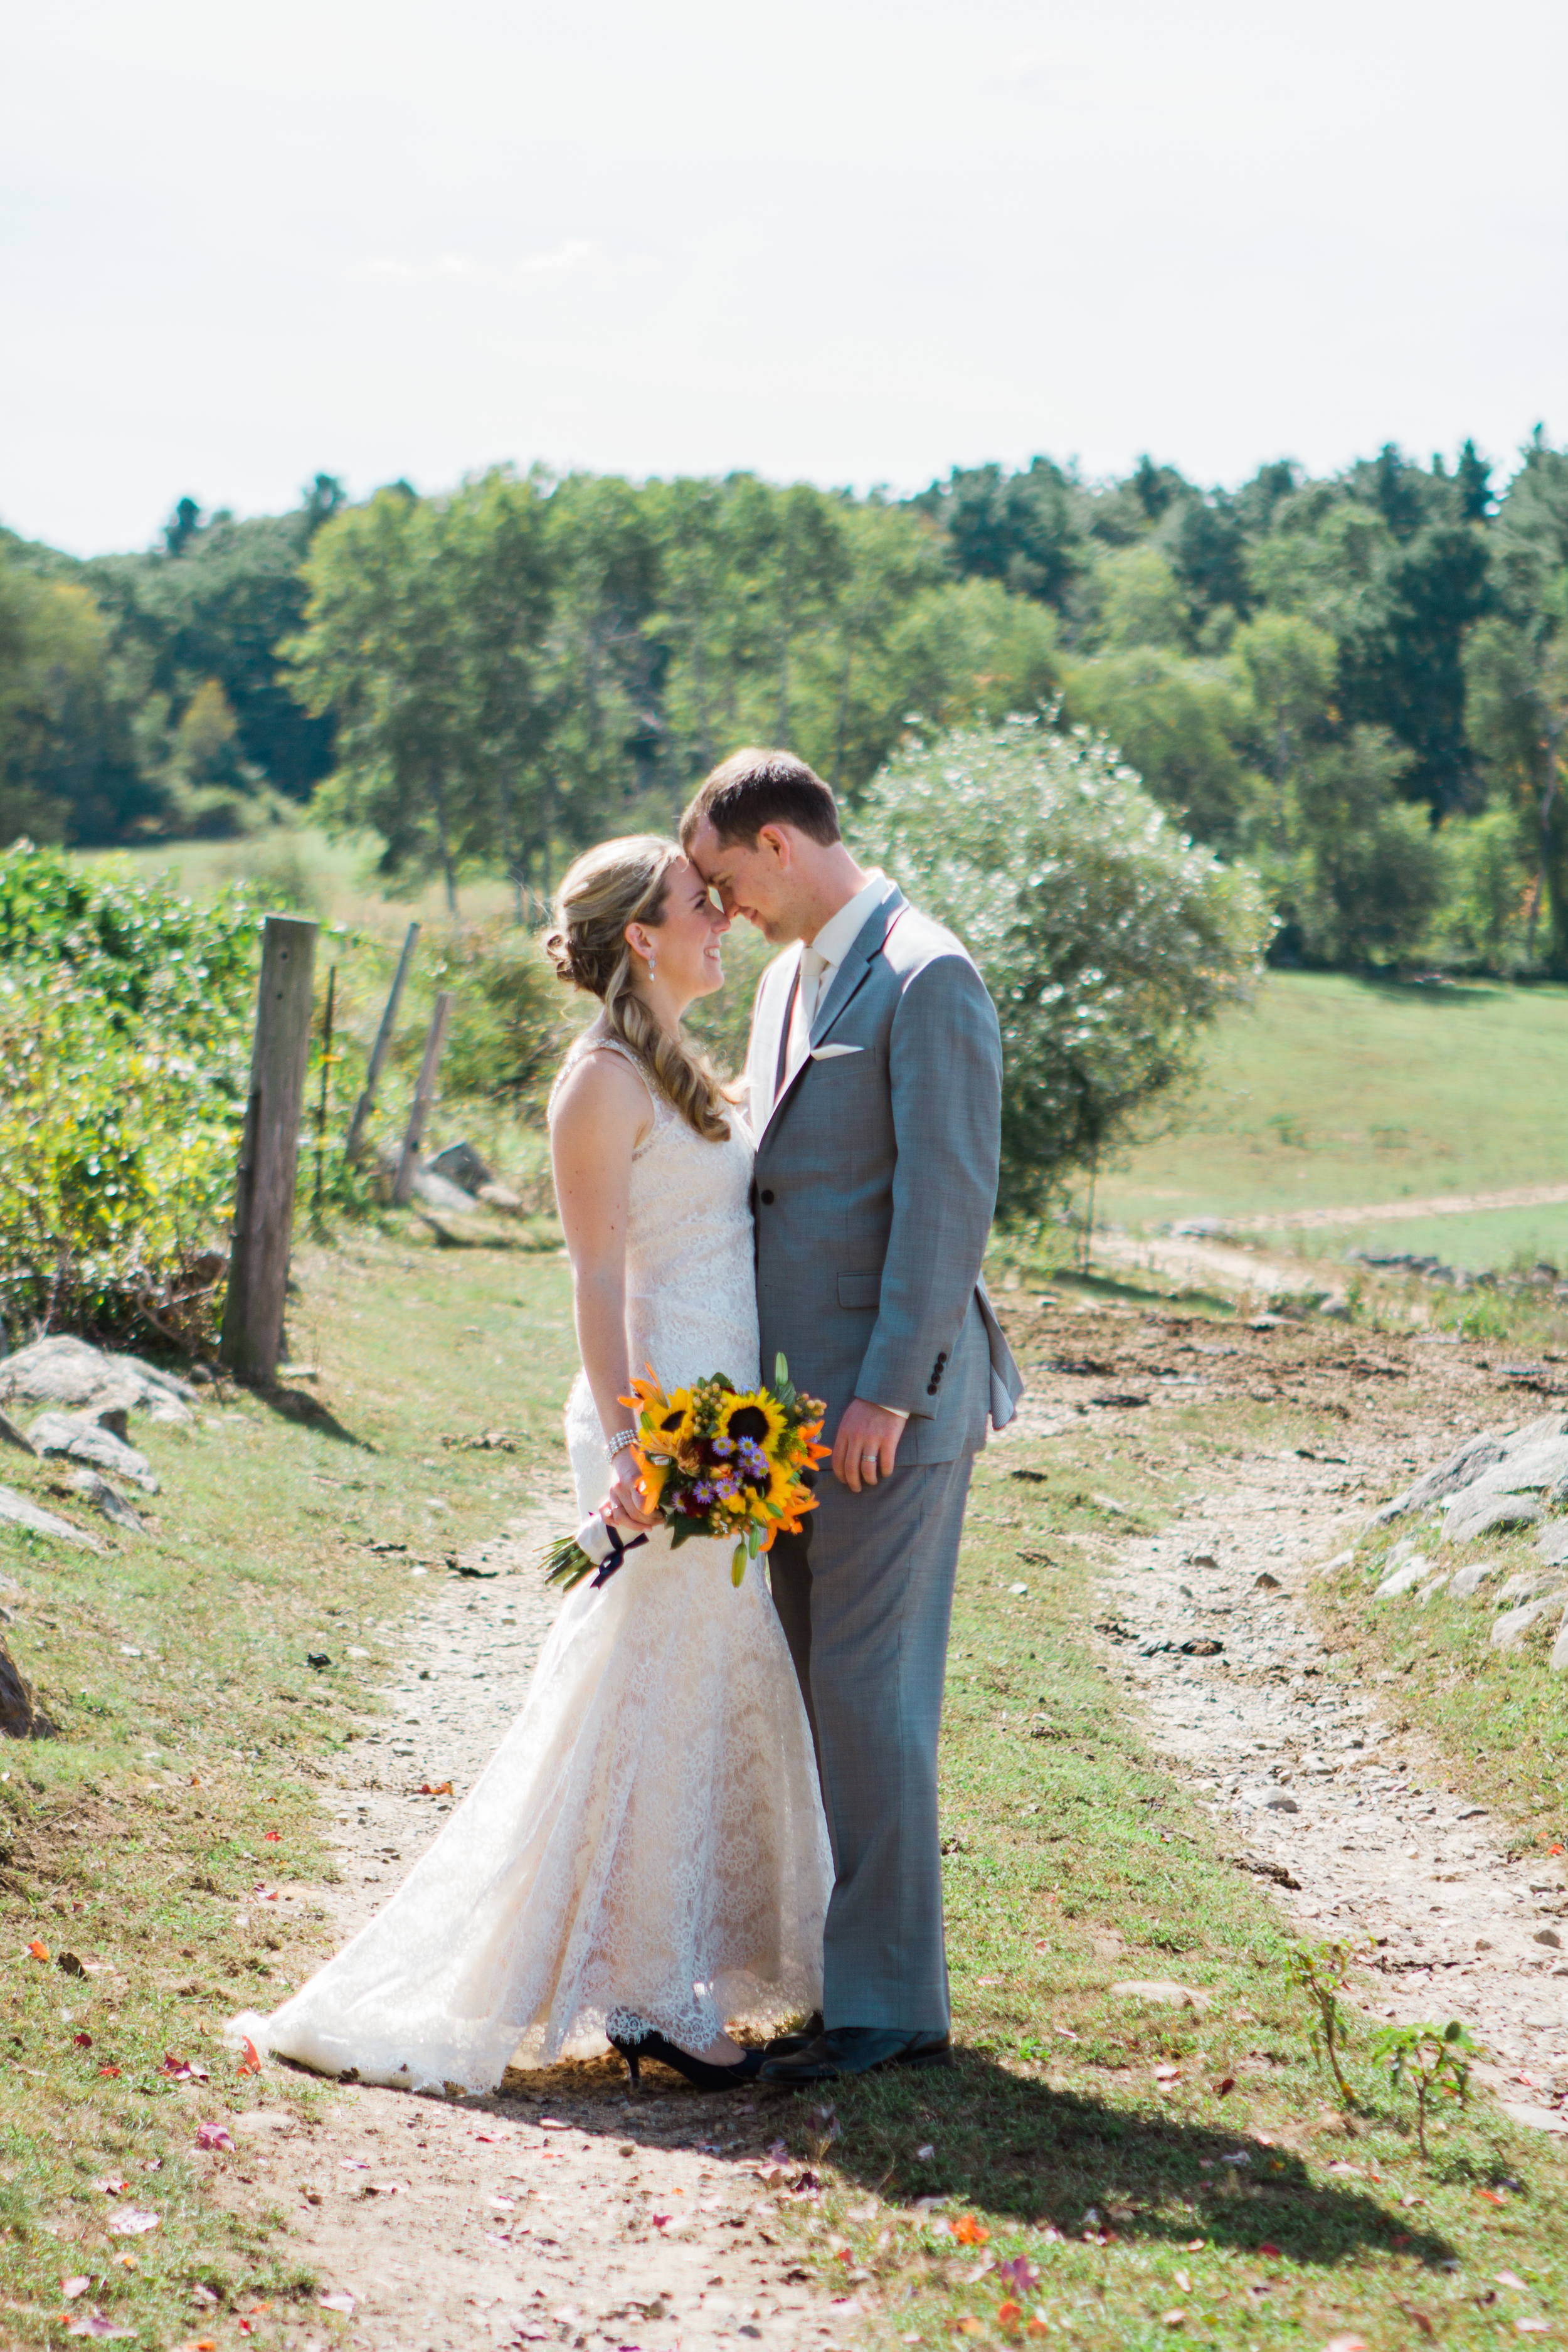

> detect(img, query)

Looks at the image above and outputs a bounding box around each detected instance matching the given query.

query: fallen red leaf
[419,1781,455,1797]
[26,1939,48,1962]
[97,2065,121,2079]
[236,2035,262,2078]
[194,2121,235,2153]
[997,2301,1023,2328]
[73,2031,92,2048]
[953,2214,991,2246]
[1258,2242,1281,2256]
[1215,2076,1237,2097]
[1481,2189,1507,2206]
[263,1831,280,1843]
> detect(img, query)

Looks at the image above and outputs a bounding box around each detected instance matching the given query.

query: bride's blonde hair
[543,835,731,1143]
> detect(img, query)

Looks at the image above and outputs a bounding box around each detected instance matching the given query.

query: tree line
[3,435,1567,967]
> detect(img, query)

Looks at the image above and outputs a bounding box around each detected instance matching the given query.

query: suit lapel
[755,885,907,1152]
[810,883,906,1044]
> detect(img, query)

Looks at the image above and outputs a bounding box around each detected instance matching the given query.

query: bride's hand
[604,1451,659,1532]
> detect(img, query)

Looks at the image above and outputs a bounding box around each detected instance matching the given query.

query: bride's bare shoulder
[549,1038,654,1145]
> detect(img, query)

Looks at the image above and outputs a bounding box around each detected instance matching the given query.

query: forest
[3,434,1567,971]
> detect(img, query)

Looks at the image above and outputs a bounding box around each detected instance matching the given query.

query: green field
[83,825,522,940]
[1103,972,1568,1274]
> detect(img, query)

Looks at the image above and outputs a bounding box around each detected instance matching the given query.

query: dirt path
[1239,1180,1568,1235]
[228,1488,862,2352]
[992,1303,1568,2135]
[1089,1230,1327,1301]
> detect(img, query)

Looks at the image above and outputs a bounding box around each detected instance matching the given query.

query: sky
[6,0,1567,556]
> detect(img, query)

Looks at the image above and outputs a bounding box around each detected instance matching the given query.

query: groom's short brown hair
[681,748,841,849]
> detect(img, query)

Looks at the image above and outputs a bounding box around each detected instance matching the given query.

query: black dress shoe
[760,2026,954,2084]
[761,2010,825,2059]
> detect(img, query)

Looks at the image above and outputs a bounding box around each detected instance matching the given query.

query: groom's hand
[832,1399,906,1493]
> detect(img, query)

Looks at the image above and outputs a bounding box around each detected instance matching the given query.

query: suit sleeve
[853,954,1002,1420]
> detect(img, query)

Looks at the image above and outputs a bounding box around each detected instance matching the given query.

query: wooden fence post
[220,914,319,1384]
[393,991,454,1205]
[344,922,419,1166]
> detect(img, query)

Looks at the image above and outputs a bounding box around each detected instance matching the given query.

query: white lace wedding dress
[234,1037,831,2093]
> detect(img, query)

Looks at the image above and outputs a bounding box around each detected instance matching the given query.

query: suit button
[759,1189,775,1205]
[926,1381,940,1396]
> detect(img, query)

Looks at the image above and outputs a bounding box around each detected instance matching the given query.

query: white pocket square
[810,1042,864,1060]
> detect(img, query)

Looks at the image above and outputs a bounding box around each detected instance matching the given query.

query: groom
[682,748,1022,2082]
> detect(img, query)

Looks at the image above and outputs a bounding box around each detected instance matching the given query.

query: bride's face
[633,857,731,1002]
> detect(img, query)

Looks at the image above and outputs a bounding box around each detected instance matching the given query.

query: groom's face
[686,821,802,944]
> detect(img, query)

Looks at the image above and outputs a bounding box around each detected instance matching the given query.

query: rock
[1111,1979,1212,2015]
[1170,1217,1231,1239]
[476,1181,524,1213]
[1374,1560,1429,1598]
[1497,2099,1568,2135]
[0,1485,102,1552]
[409,1163,481,1214]
[1537,1522,1568,1566]
[1442,1492,1544,1547]
[1253,1571,1281,1591]
[1499,1568,1555,1604]
[27,1412,159,1494]
[1416,1573,1451,1604]
[1551,1614,1568,1673]
[0,1411,36,1458]
[1489,1593,1566,1650]
[0,1640,58,1738]
[1377,1431,1507,1521]
[0,1336,194,1424]
[65,1471,146,1534]
[428,1140,495,1192]
[1449,1558,1499,1599]
[1534,1928,1562,1948]
[1316,1293,1353,1320]
[1265,1795,1300,1813]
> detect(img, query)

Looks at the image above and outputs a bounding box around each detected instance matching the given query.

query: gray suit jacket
[747,881,1024,1466]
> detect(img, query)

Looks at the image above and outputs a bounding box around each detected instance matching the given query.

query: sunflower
[718,1389,788,1456]
[624,1371,697,1458]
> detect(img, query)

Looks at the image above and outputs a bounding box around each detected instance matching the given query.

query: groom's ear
[756,824,793,870]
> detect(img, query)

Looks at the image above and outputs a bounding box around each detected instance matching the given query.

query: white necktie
[780,945,829,1102]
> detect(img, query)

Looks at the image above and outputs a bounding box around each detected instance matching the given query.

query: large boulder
[1491,1592,1567,1650]
[0,1337,193,1426]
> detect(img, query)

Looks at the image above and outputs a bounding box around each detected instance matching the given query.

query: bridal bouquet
[543,1355,829,1593]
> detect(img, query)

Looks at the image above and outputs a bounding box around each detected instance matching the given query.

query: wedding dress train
[233,1037,831,2094]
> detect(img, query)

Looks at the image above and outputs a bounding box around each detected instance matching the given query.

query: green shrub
[0,842,260,1345]
[849,717,1271,1220]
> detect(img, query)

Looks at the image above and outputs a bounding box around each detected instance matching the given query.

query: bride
[234,837,832,2095]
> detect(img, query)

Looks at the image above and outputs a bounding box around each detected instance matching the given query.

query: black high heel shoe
[609,2026,765,2091]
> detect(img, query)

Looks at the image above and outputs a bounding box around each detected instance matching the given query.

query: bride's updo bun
[546,835,730,1144]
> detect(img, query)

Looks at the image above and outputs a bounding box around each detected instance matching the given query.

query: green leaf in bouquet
[667,1512,709,1550]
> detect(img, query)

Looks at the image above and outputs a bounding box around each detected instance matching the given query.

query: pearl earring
[647,951,657,979]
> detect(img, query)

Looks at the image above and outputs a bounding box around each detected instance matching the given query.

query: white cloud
[999,43,1079,86]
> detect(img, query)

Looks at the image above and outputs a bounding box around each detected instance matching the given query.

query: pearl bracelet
[604,1428,639,1465]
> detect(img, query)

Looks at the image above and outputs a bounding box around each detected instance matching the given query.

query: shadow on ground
[475,2046,1458,2273]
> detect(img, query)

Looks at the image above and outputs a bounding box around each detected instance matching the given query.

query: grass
[1317,1514,1568,1850]
[4,1226,1568,2345]
[83,826,521,941]
[788,1320,1568,2349]
[0,1224,580,2345]
[1100,973,1568,1271]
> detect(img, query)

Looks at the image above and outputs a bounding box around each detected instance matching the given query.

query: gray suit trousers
[768,1454,973,2034]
